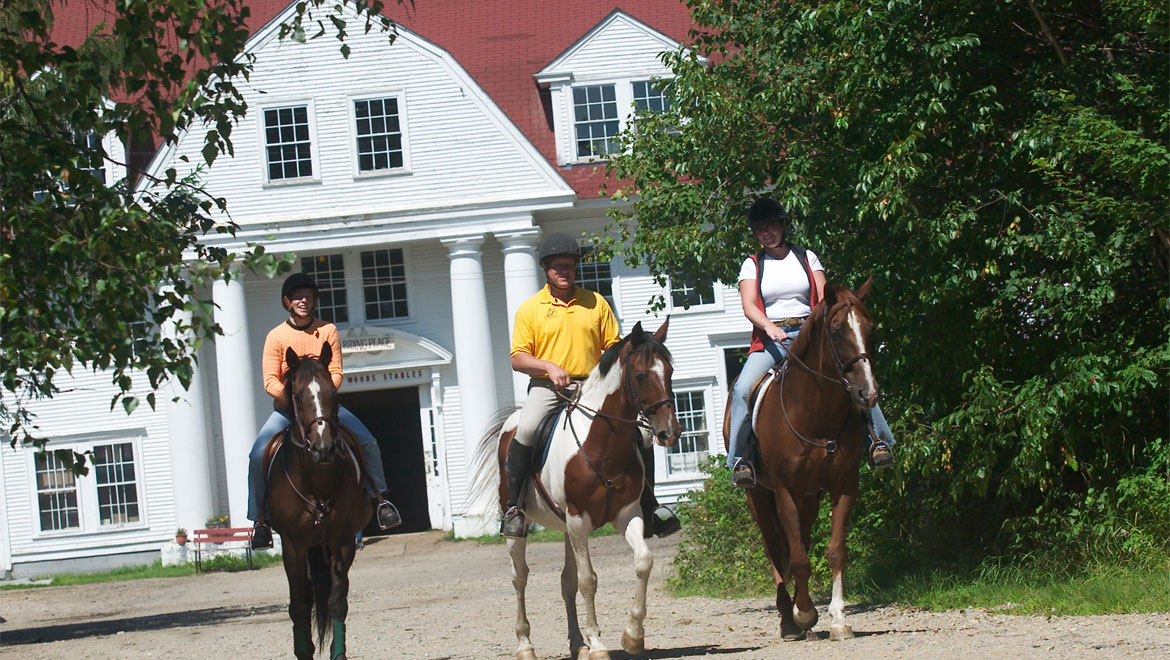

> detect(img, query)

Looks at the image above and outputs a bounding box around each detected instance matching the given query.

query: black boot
[865,421,896,471]
[640,445,680,539]
[251,522,273,550]
[501,440,534,539]
[376,494,402,530]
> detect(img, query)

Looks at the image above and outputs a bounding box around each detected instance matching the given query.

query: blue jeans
[726,328,896,468]
[247,407,388,521]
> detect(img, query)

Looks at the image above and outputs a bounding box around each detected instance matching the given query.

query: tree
[607,0,1169,563]
[0,0,397,468]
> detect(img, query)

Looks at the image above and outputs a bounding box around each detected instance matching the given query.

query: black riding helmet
[538,233,582,265]
[280,272,319,303]
[747,197,790,227]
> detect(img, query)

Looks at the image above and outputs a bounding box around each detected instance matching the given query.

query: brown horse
[473,320,682,660]
[265,343,371,660]
[723,278,878,642]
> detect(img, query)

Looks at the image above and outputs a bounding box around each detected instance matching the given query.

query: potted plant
[206,514,229,529]
[175,528,188,545]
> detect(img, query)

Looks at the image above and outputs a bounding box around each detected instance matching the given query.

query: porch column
[497,228,542,405]
[441,235,499,537]
[161,293,215,534]
[212,272,258,527]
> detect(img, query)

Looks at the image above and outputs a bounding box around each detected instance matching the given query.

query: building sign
[345,369,427,386]
[340,335,395,354]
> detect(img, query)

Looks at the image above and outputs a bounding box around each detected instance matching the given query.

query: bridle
[280,372,359,527]
[287,379,340,454]
[777,300,873,453]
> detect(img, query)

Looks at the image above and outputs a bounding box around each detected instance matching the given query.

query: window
[73,130,107,185]
[301,255,348,324]
[36,452,80,531]
[668,390,709,474]
[671,277,715,309]
[576,247,614,308]
[632,80,672,114]
[94,443,140,526]
[354,97,404,173]
[360,248,408,320]
[573,85,620,158]
[264,105,313,180]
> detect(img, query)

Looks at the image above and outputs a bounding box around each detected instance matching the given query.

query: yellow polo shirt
[510,285,621,378]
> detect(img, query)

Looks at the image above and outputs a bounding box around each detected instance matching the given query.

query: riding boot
[251,522,273,550]
[375,493,402,530]
[640,445,680,539]
[501,440,534,539]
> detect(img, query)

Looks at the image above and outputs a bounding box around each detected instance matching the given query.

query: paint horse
[723,278,879,642]
[265,343,371,660]
[475,320,681,660]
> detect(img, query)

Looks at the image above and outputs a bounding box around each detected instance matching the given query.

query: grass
[873,561,1170,616]
[445,523,620,545]
[0,552,282,590]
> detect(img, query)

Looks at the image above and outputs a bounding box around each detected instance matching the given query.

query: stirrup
[647,504,681,538]
[868,442,895,471]
[500,506,529,539]
[732,459,757,488]
[377,500,402,530]
[250,522,273,550]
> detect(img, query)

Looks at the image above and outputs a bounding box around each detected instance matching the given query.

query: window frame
[357,245,415,324]
[666,275,724,314]
[664,383,715,478]
[299,254,350,326]
[576,246,618,316]
[27,433,149,538]
[346,90,413,180]
[556,76,674,166]
[258,99,321,187]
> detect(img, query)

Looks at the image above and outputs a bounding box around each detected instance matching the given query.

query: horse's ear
[319,341,332,368]
[822,282,839,308]
[855,276,874,302]
[653,316,670,342]
[629,321,645,343]
[285,347,300,372]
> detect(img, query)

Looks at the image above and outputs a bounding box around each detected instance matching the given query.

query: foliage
[609,0,1169,569]
[0,0,397,467]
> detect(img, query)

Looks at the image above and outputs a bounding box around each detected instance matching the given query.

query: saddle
[532,402,568,474]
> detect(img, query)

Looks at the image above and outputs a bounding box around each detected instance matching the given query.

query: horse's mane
[597,328,673,377]
[281,354,333,402]
[787,284,870,359]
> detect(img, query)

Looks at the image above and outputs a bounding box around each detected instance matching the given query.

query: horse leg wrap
[293,625,313,658]
[331,620,346,660]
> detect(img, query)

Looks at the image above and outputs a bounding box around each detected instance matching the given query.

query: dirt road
[1,531,1167,659]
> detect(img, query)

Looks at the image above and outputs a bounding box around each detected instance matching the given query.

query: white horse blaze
[846,310,877,395]
[306,380,327,435]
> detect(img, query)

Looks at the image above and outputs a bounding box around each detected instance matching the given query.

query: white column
[442,235,499,537]
[162,294,215,534]
[497,228,542,405]
[212,273,259,527]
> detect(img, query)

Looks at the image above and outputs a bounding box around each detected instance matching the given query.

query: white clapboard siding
[541,10,679,83]
[141,6,571,232]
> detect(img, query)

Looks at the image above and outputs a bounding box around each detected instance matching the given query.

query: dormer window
[535,10,702,166]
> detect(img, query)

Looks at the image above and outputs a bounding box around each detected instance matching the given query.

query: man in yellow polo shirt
[501,233,680,539]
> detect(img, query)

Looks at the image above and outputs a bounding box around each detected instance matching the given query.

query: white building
[0,1,757,578]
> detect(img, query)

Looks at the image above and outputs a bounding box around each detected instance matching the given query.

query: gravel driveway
[1,530,1167,659]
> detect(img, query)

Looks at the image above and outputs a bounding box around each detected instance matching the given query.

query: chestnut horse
[265,343,371,660]
[473,320,681,660]
[723,278,879,642]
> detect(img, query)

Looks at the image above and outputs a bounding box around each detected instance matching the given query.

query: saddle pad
[750,368,779,439]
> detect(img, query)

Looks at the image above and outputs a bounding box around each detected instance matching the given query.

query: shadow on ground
[2,604,285,645]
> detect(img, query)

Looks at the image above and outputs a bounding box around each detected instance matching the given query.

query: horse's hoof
[517,649,538,660]
[781,621,805,641]
[829,624,854,641]
[620,631,645,656]
[587,651,611,660]
[793,606,818,630]
[575,646,590,660]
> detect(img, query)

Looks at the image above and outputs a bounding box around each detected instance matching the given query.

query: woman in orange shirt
[247,273,401,549]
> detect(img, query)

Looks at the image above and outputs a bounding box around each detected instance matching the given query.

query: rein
[775,302,871,454]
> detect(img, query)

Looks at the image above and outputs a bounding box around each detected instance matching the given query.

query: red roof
[48,1,695,199]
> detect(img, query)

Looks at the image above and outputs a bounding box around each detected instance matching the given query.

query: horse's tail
[466,406,520,516]
[308,546,332,653]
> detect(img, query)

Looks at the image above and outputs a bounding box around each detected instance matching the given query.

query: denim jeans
[247,407,388,521]
[726,327,896,468]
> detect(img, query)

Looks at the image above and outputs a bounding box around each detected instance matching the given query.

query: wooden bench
[192,527,255,572]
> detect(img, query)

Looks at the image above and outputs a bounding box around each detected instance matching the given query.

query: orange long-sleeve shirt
[261,319,343,403]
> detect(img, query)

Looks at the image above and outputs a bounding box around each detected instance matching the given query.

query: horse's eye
[635,373,648,383]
